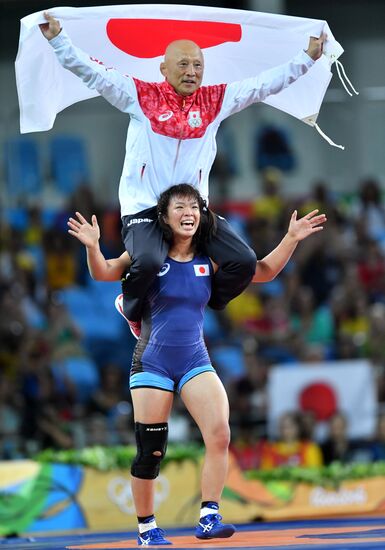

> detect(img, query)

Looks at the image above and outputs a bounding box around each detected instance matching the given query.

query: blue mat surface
[2,517,385,550]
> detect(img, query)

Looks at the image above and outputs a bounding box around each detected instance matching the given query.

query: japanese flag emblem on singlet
[194,264,210,276]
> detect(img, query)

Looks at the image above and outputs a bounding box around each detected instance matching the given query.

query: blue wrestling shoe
[137,527,172,545]
[195,513,235,539]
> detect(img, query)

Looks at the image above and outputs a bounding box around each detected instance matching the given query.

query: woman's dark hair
[157,184,217,252]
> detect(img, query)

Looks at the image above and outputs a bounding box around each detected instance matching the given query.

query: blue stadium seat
[60,281,122,341]
[210,345,246,383]
[255,124,296,172]
[52,355,100,403]
[59,286,100,337]
[59,281,130,368]
[3,207,28,230]
[88,278,123,337]
[50,136,90,195]
[203,309,225,343]
[4,137,42,197]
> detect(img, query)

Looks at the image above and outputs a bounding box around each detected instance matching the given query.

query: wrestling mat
[2,517,385,550]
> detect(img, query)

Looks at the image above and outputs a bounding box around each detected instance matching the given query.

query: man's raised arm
[218,33,327,120]
[39,12,138,113]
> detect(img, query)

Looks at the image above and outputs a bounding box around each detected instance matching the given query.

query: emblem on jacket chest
[188,110,202,128]
[158,110,173,121]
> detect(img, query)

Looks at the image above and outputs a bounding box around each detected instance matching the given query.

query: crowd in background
[1,155,385,472]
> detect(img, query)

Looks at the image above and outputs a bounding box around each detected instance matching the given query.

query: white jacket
[50,31,314,216]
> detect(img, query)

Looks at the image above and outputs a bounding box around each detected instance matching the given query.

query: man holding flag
[39,12,325,339]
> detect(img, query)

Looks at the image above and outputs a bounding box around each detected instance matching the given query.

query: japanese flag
[194,264,210,277]
[268,360,378,440]
[15,4,344,134]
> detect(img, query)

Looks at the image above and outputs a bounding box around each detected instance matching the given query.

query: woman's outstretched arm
[68,211,130,281]
[252,209,326,283]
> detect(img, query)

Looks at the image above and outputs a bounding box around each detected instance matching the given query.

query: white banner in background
[15,4,344,134]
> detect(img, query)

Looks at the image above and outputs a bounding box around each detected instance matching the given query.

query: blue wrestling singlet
[130,255,216,393]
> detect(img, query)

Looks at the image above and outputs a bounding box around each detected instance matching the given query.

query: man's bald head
[164,39,203,61]
[160,39,204,96]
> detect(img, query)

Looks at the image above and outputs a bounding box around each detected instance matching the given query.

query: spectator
[229,419,264,471]
[289,286,335,358]
[19,363,75,454]
[370,413,385,461]
[252,167,286,228]
[366,303,385,402]
[321,412,355,464]
[352,178,385,250]
[357,239,385,302]
[261,411,323,469]
[337,291,369,357]
[88,363,132,444]
[44,229,77,291]
[0,376,22,459]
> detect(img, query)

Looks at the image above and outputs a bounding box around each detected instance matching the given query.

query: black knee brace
[131,422,168,480]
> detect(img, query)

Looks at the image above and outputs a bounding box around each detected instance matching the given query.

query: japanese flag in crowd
[16,4,344,134]
[268,360,378,440]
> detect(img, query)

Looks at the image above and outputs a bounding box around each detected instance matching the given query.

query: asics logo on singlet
[157,263,170,277]
[158,111,173,121]
[126,218,154,227]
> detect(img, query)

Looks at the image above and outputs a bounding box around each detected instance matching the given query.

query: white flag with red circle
[268,360,378,440]
[15,4,344,134]
[194,264,210,277]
